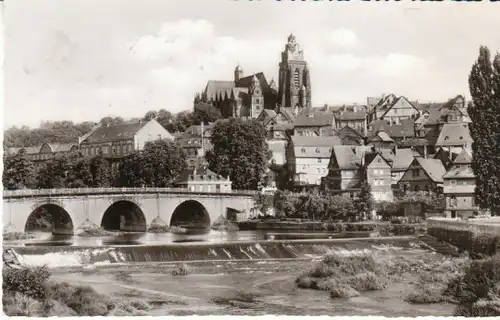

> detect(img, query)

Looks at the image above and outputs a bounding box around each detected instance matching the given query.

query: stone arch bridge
[3,188,256,235]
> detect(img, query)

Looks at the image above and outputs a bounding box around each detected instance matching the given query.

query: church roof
[235,72,270,91]
[204,81,235,100]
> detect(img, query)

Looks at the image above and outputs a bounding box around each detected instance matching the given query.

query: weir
[5,236,416,269]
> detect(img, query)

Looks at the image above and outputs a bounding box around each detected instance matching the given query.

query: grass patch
[295,252,388,299]
[211,291,262,308]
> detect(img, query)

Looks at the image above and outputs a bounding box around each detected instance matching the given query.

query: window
[315,148,320,153]
[412,169,420,177]
[451,180,457,186]
[301,148,306,153]
[256,99,260,104]
[445,136,449,140]
[317,158,322,163]
[294,69,300,89]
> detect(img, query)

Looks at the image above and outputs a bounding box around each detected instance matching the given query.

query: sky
[2,0,500,128]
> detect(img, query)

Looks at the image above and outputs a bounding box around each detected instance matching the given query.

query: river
[4,229,341,247]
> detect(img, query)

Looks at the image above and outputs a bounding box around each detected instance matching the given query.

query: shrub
[345,272,387,291]
[45,281,114,316]
[172,263,190,276]
[3,266,50,300]
[329,285,360,298]
[2,292,44,316]
[406,285,448,304]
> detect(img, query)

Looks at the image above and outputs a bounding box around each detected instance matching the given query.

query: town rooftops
[335,111,366,121]
[392,148,417,170]
[80,121,148,144]
[443,148,474,179]
[414,157,446,183]
[368,118,415,139]
[294,111,334,127]
[291,135,342,147]
[435,123,472,147]
[174,165,228,185]
[331,145,372,170]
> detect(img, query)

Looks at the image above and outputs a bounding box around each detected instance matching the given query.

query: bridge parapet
[3,187,259,199]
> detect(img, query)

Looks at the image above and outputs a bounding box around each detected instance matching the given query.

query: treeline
[3,119,271,192]
[2,140,187,190]
[4,103,222,148]
[253,189,444,222]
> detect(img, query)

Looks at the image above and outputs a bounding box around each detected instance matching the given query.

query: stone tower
[278,34,312,115]
[249,74,263,118]
[234,63,244,82]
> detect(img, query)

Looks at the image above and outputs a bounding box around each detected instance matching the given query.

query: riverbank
[39,243,458,316]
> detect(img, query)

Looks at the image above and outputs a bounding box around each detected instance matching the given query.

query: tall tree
[65,153,93,188]
[192,103,222,125]
[207,119,269,190]
[89,155,112,187]
[468,46,500,215]
[116,139,186,187]
[37,154,72,189]
[354,181,374,221]
[2,150,37,190]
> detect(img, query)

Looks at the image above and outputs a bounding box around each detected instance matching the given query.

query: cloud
[328,28,357,48]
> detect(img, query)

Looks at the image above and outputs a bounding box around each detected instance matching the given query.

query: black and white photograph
[2,0,500,317]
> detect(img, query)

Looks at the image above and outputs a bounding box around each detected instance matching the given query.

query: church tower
[278,34,312,115]
[234,64,244,82]
[249,74,263,118]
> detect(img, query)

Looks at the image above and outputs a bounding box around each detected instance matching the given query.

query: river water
[4,229,339,247]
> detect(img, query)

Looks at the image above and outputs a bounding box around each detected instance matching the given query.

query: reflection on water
[6,229,358,247]
[6,230,272,247]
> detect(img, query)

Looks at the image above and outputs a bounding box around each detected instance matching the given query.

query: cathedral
[196,34,312,121]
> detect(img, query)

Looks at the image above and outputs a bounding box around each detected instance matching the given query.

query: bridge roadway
[3,187,257,235]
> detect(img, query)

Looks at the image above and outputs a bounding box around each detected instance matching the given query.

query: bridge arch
[170,200,211,233]
[25,203,74,235]
[101,200,147,232]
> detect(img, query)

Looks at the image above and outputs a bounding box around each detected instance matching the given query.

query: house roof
[291,135,342,147]
[185,123,214,137]
[44,143,78,153]
[294,111,334,127]
[415,157,446,183]
[369,131,394,143]
[333,125,364,139]
[397,138,429,147]
[174,165,227,184]
[269,123,294,131]
[335,111,366,121]
[81,121,147,144]
[392,148,416,170]
[368,119,415,139]
[331,145,372,170]
[435,123,472,147]
[453,148,472,164]
[5,146,41,156]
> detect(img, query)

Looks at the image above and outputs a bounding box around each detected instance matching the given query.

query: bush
[2,292,44,316]
[45,281,114,316]
[296,252,386,299]
[3,266,50,300]
[172,263,190,276]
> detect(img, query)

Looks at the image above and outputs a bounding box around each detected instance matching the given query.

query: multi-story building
[332,126,364,146]
[79,119,174,170]
[443,147,479,219]
[286,135,341,189]
[294,111,334,137]
[5,143,79,162]
[391,148,419,187]
[332,111,367,136]
[366,94,421,125]
[364,152,394,202]
[398,157,446,193]
[175,123,213,169]
[174,162,232,193]
[322,145,372,196]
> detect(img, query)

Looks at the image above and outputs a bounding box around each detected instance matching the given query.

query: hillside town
[4,34,477,220]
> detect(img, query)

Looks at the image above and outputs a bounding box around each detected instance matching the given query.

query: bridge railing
[3,187,260,198]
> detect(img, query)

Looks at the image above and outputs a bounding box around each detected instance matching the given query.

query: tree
[468,46,500,215]
[65,153,92,188]
[140,139,187,187]
[89,155,112,187]
[273,190,297,218]
[354,181,374,221]
[116,139,186,187]
[143,110,158,121]
[2,150,37,190]
[192,103,222,125]
[156,109,176,133]
[37,154,72,189]
[252,193,274,216]
[325,195,356,221]
[207,118,269,190]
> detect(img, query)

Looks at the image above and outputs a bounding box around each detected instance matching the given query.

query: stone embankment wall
[427,218,500,256]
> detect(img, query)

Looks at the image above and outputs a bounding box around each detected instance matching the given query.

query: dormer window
[445,136,449,140]
[301,148,306,153]
[315,148,320,153]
